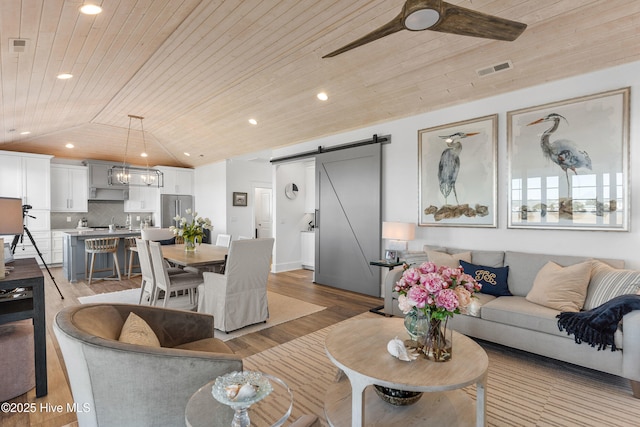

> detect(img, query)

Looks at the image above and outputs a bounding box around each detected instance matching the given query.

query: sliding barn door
[314,144,381,297]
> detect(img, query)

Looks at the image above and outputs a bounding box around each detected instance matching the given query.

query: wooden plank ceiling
[0,0,639,168]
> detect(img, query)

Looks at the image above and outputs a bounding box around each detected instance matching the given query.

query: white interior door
[255,187,273,238]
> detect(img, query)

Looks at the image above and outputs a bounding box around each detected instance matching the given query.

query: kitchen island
[62,229,142,283]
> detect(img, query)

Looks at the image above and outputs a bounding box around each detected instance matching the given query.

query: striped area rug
[244,313,640,426]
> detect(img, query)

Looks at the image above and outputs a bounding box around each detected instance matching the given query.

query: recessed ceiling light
[141,152,148,158]
[80,4,102,15]
[20,131,30,135]
[317,92,328,101]
[57,73,73,80]
[184,152,191,157]
[65,143,74,149]
[248,118,258,125]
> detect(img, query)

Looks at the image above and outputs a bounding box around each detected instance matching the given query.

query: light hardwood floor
[1,265,383,426]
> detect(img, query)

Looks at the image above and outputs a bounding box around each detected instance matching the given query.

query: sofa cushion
[583,260,640,310]
[460,260,511,297]
[477,296,623,348]
[448,248,505,268]
[173,337,234,354]
[118,312,161,347]
[526,261,592,312]
[426,250,471,268]
[480,296,567,338]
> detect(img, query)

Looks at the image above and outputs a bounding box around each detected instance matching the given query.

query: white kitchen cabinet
[4,230,51,265]
[125,179,158,213]
[0,151,52,210]
[51,165,88,212]
[301,231,315,270]
[156,166,194,195]
[51,230,66,264]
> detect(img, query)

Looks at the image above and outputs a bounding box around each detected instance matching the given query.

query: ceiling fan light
[404,9,440,30]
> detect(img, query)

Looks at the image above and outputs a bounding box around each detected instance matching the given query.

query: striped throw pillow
[583,260,640,310]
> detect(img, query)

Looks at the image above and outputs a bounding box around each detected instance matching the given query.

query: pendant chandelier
[109,115,164,188]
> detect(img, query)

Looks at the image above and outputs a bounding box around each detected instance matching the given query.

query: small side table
[368,260,404,316]
[185,373,293,427]
[0,258,47,397]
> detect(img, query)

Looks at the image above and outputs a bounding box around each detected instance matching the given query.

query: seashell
[234,383,257,401]
[224,384,241,399]
[387,336,418,361]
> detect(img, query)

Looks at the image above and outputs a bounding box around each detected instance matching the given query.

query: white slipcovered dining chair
[148,241,203,309]
[197,238,274,332]
[215,233,232,247]
[140,227,175,242]
[136,239,186,305]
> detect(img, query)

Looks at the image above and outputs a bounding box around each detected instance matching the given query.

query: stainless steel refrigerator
[160,194,193,228]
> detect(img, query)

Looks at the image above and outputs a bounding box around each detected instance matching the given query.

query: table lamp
[0,197,24,277]
[382,221,416,262]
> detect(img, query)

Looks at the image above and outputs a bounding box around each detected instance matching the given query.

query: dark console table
[0,258,47,397]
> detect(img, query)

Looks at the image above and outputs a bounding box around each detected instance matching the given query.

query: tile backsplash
[50,201,153,229]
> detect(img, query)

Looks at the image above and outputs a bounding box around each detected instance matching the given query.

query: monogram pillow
[460,260,511,297]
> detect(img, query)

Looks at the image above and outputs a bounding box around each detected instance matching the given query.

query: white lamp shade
[382,222,416,241]
[0,198,24,235]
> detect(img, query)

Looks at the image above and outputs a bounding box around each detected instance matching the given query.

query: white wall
[273,161,309,272]
[271,60,640,269]
[194,160,227,240]
[225,159,272,239]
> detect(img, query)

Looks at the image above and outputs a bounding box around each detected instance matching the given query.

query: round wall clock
[285,183,299,200]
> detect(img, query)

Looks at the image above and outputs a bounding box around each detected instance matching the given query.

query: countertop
[62,229,142,237]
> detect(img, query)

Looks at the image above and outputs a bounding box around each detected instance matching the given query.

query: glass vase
[403,310,430,342]
[184,237,196,252]
[420,318,453,362]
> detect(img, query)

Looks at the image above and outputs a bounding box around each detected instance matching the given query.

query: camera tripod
[10,206,64,299]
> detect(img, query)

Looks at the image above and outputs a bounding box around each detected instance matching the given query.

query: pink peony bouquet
[395,261,481,321]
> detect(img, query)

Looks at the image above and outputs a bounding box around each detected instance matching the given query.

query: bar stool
[85,237,121,285]
[125,236,141,278]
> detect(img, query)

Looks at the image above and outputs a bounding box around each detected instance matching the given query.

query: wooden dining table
[160,243,228,268]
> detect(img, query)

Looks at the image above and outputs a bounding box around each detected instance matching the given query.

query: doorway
[254,187,273,238]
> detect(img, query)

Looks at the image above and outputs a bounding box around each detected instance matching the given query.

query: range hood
[83,160,129,201]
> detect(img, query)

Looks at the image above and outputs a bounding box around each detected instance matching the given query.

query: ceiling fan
[323,0,527,58]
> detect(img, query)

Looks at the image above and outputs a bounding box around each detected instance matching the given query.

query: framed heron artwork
[507,87,630,231]
[418,114,498,228]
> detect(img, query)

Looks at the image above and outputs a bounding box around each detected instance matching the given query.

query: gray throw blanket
[557,294,640,351]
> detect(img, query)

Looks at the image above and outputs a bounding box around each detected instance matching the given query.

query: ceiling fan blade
[323,13,404,58]
[431,1,526,41]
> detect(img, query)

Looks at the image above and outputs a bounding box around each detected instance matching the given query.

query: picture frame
[507,87,630,231]
[232,192,248,207]
[384,250,398,263]
[418,114,498,227]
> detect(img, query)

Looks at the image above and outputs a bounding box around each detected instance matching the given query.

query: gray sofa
[383,247,640,397]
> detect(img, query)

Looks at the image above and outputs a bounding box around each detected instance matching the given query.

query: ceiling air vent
[9,38,28,54]
[476,60,513,78]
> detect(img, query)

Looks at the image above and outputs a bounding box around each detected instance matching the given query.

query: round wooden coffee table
[324,317,488,427]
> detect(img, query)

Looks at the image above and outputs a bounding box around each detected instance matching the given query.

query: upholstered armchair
[54,303,242,427]
[198,238,274,332]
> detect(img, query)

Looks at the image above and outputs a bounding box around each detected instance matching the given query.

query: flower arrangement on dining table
[395,261,481,361]
[169,209,213,251]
